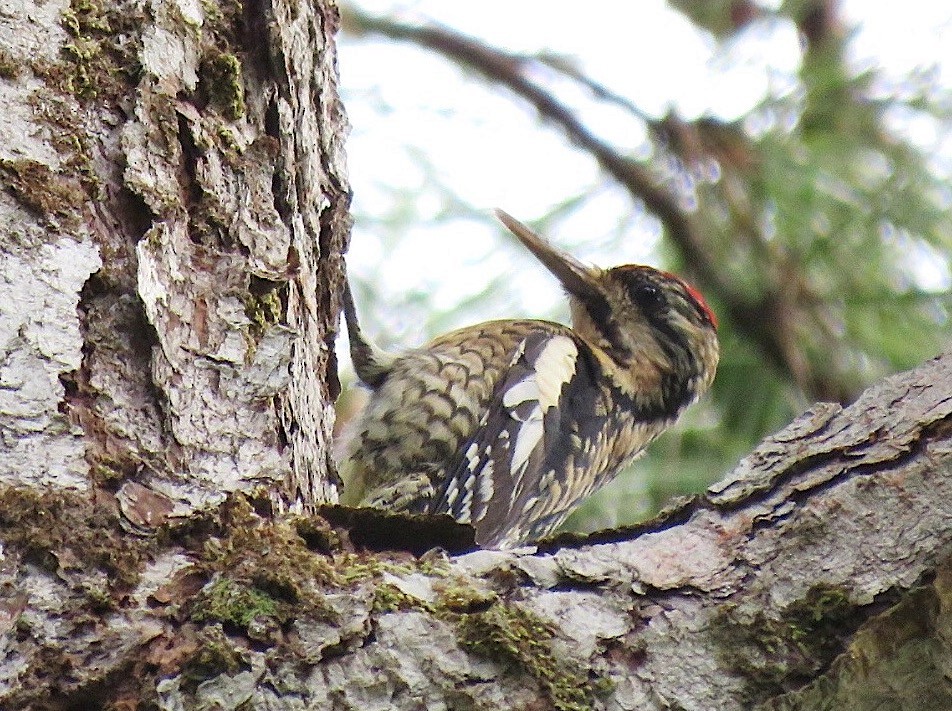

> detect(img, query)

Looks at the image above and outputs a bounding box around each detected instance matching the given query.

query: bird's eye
[629,282,664,310]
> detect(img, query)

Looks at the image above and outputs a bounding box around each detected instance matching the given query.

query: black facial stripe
[576,338,693,421]
[644,311,681,359]
[581,291,632,359]
[646,312,699,398]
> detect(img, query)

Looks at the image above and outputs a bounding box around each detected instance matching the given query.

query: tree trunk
[0,0,349,513]
[0,0,348,703]
[2,1,952,709]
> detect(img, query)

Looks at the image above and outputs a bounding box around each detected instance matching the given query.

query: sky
[337,1,952,349]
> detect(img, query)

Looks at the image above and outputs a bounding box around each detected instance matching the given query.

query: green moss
[712,583,864,701]
[784,584,857,660]
[29,91,101,197]
[189,501,465,629]
[181,625,249,688]
[456,602,607,711]
[0,48,20,80]
[216,125,242,155]
[80,580,116,612]
[14,614,33,639]
[332,551,436,586]
[293,515,343,554]
[200,0,246,47]
[4,485,606,704]
[243,289,284,343]
[90,463,123,487]
[61,0,110,35]
[0,486,149,592]
[0,158,86,229]
[372,582,433,614]
[195,0,248,121]
[88,454,144,491]
[191,577,282,630]
[761,581,952,711]
[436,581,498,613]
[197,499,339,594]
[201,50,246,120]
[57,0,141,103]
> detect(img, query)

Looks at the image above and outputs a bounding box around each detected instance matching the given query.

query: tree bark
[0,0,348,702]
[1,0,348,514]
[3,0,952,709]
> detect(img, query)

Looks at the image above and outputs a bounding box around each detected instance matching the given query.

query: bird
[338,210,718,549]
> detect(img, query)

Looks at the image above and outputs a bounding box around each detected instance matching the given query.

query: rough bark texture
[2,341,951,708]
[0,0,350,700]
[0,0,348,520]
[3,0,952,709]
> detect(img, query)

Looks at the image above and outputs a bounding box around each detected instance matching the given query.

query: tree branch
[6,345,952,707]
[341,7,855,402]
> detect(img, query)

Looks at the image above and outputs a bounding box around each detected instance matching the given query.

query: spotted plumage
[339,210,719,548]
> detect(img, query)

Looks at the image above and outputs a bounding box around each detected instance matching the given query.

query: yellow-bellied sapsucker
[339,210,719,548]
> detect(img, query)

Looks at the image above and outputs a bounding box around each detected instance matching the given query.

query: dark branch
[342,7,856,402]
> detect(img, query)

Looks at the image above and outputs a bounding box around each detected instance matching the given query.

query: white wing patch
[500,336,578,481]
[501,378,537,408]
[510,417,542,484]
[533,336,578,410]
[436,331,584,545]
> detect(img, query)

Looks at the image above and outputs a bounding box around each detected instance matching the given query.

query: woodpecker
[339,210,718,549]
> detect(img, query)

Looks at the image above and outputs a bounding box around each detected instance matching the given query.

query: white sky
[339,1,952,346]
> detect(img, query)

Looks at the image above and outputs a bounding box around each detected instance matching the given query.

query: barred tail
[342,277,394,388]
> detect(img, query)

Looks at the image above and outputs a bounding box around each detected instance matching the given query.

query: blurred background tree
[334,0,952,533]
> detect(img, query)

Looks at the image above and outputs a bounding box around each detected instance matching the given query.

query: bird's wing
[434,330,603,547]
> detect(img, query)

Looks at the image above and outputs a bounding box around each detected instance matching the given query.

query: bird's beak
[494,209,602,302]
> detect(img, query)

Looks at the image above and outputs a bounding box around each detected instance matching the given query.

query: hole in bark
[248,275,281,296]
[117,185,154,243]
[264,98,294,229]
[264,95,280,140]
[175,111,205,244]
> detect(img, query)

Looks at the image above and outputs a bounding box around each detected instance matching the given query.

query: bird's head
[496,209,719,415]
